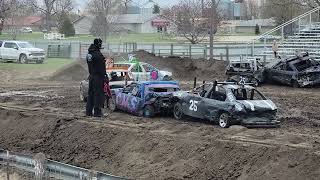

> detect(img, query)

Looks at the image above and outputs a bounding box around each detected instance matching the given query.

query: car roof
[134,81,179,86]
[2,40,28,43]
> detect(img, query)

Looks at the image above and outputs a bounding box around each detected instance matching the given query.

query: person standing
[272,40,279,58]
[86,38,106,117]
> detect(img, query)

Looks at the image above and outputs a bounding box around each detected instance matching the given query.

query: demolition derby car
[264,53,320,87]
[80,69,133,102]
[112,81,180,117]
[172,81,280,128]
[110,61,173,81]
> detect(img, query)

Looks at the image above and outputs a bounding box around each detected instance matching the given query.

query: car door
[131,64,146,81]
[2,42,18,59]
[269,63,294,85]
[115,83,144,114]
[181,93,205,119]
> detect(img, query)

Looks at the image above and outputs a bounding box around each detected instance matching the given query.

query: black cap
[94,38,102,48]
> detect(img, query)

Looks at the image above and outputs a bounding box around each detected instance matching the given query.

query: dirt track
[0,53,320,179]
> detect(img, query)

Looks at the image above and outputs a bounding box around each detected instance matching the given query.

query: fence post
[170,44,173,56]
[152,43,155,54]
[189,45,192,59]
[226,45,229,62]
[220,53,223,61]
[78,42,81,60]
[204,45,207,59]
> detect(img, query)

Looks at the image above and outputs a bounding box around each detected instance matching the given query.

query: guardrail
[0,149,125,180]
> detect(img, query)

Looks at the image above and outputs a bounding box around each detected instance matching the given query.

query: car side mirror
[14,47,18,50]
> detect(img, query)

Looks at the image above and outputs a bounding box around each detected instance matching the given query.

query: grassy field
[0,58,74,73]
[0,32,177,43]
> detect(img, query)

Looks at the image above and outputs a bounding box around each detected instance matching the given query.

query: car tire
[218,112,231,128]
[108,96,117,112]
[173,102,184,120]
[19,54,28,64]
[79,87,87,102]
[143,105,155,118]
[163,75,172,81]
[291,80,300,88]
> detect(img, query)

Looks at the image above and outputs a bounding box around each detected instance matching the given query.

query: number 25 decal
[189,100,199,111]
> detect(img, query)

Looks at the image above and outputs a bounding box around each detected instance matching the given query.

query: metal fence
[27,40,270,61]
[0,149,124,180]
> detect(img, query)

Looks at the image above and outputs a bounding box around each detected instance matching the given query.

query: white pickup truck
[0,41,46,64]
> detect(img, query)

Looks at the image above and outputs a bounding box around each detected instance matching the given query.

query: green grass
[0,58,74,73]
[0,32,176,43]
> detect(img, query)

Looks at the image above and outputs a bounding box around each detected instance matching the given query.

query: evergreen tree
[255,24,260,35]
[59,14,75,37]
[153,4,160,14]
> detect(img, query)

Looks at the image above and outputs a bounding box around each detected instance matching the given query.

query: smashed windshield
[231,89,266,100]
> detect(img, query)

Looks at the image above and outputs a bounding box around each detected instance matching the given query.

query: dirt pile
[48,61,88,81]
[126,50,228,81]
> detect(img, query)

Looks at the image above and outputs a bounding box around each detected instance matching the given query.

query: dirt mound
[126,50,227,81]
[49,61,88,81]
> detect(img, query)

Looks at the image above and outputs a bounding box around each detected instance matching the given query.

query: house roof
[73,14,159,25]
[4,16,42,26]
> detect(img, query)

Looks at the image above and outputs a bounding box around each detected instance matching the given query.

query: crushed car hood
[237,100,277,111]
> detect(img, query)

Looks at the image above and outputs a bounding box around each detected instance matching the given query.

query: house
[73,2,170,35]
[3,16,43,32]
[220,18,276,34]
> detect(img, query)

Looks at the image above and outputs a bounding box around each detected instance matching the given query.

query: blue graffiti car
[112,81,180,117]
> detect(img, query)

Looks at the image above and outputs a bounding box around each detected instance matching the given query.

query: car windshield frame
[17,42,34,48]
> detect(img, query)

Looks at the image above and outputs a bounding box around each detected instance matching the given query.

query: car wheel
[143,105,155,118]
[291,80,300,88]
[163,75,172,81]
[219,112,231,128]
[108,96,117,112]
[251,78,259,87]
[19,54,28,64]
[36,60,43,64]
[79,87,87,102]
[173,102,184,120]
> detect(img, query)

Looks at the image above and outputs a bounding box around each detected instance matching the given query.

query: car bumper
[27,55,45,61]
[240,117,280,128]
[299,79,320,87]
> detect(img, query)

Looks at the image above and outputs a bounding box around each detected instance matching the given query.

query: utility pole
[209,0,216,61]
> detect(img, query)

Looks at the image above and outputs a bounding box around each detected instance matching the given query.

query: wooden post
[220,53,223,61]
[170,44,174,56]
[152,43,155,54]
[189,45,192,59]
[193,77,197,89]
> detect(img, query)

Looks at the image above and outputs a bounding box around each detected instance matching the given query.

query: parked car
[264,53,320,87]
[112,81,180,117]
[172,81,279,128]
[0,41,45,64]
[21,27,32,33]
[80,69,134,102]
[110,61,173,81]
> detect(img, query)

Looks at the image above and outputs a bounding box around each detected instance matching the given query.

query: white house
[73,2,170,34]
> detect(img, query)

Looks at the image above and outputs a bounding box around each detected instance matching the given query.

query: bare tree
[209,0,222,60]
[162,0,213,44]
[87,0,120,41]
[32,0,74,31]
[0,0,14,34]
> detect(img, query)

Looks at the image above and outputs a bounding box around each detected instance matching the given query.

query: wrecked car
[112,81,180,117]
[172,81,279,128]
[225,58,265,86]
[264,53,320,87]
[80,69,134,102]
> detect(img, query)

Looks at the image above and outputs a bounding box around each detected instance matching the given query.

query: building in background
[73,1,170,35]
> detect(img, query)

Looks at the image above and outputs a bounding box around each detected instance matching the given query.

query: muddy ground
[0,52,319,180]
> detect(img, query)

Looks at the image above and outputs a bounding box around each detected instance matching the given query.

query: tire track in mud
[1,103,319,153]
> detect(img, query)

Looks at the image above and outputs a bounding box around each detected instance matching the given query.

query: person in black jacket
[86,38,106,117]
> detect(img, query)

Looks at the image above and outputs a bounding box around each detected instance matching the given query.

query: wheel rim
[219,114,228,128]
[109,99,116,111]
[20,56,26,63]
[174,104,183,119]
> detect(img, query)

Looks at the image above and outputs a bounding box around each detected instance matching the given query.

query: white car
[111,61,173,81]
[21,27,32,33]
[0,41,46,64]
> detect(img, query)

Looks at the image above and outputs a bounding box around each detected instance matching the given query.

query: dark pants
[86,75,105,116]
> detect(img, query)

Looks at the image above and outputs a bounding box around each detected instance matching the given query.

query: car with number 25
[172,81,280,128]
